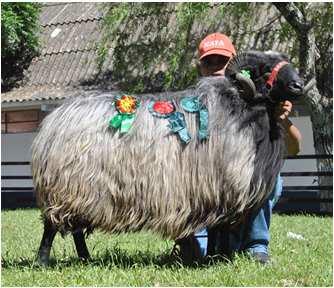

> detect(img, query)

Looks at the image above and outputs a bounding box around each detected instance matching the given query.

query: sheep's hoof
[36,256,49,267]
[36,250,51,267]
[172,237,203,266]
[78,256,91,263]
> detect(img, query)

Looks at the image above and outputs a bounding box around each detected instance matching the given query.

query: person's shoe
[250,251,270,265]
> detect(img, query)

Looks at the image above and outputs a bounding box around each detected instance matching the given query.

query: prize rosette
[148,100,175,118]
[115,95,138,114]
[180,96,209,141]
[180,96,201,113]
[109,95,140,133]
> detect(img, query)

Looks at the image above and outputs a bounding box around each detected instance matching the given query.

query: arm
[277,101,302,156]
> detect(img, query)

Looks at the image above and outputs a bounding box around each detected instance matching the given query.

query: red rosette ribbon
[152,101,175,115]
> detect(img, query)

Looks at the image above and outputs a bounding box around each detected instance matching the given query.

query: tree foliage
[97,3,212,92]
[98,3,264,92]
[97,2,331,96]
[274,2,332,98]
[1,3,41,91]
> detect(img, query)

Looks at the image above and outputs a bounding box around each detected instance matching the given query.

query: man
[180,32,302,264]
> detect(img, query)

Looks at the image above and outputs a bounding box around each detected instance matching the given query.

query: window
[1,109,45,134]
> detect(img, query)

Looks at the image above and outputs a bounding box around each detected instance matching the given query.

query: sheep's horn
[235,72,257,98]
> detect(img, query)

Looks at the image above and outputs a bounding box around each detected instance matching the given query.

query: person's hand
[276,100,302,155]
[277,100,293,120]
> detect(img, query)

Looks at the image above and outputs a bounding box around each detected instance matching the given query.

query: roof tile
[41,20,100,55]
[40,3,103,27]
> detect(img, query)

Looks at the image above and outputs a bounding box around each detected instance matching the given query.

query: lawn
[1,208,332,286]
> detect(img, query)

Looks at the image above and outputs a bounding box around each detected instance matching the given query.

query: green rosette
[109,113,135,133]
[108,94,139,133]
[180,96,209,140]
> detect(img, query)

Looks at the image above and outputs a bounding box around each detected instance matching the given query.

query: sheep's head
[266,56,304,101]
[225,51,304,103]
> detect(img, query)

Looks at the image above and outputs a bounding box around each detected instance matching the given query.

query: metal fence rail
[275,154,332,214]
[2,155,333,213]
[1,162,34,208]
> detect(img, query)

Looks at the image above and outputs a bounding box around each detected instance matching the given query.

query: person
[178,32,302,264]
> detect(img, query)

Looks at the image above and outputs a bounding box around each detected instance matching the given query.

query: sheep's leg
[207,227,218,255]
[37,219,57,266]
[207,225,231,259]
[215,225,231,259]
[72,230,90,261]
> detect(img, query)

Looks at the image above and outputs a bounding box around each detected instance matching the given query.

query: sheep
[32,51,304,265]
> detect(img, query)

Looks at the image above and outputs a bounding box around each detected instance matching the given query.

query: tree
[273,3,332,210]
[1,3,41,92]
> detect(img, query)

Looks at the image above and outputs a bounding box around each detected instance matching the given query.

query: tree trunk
[273,3,332,212]
[274,3,332,158]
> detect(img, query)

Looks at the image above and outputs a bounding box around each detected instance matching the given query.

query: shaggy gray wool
[32,76,275,240]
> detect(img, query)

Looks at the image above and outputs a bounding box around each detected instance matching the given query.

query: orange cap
[198,33,236,60]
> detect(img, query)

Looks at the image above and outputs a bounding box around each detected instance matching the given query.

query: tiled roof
[1,85,101,103]
[40,3,103,27]
[1,83,193,105]
[2,2,108,104]
[27,46,100,86]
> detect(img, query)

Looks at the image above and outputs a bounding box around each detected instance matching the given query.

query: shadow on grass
[2,247,230,270]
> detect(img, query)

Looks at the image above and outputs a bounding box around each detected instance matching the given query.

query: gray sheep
[32,51,304,265]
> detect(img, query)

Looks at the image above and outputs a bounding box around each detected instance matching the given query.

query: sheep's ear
[263,72,271,81]
[264,51,290,62]
[279,52,290,61]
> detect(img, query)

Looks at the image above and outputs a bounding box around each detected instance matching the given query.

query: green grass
[1,209,332,286]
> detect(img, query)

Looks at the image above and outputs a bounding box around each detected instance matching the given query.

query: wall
[282,116,317,186]
[1,132,37,189]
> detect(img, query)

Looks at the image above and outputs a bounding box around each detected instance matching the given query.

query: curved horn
[235,72,257,99]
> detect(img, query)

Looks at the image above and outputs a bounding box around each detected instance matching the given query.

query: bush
[1,3,41,91]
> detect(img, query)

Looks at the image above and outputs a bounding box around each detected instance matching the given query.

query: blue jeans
[194,175,283,256]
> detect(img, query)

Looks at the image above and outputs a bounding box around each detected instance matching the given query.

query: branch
[273,2,311,33]
[304,77,316,94]
[250,15,281,34]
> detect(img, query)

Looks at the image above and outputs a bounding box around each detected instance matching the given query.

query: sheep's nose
[292,81,303,90]
[288,81,304,94]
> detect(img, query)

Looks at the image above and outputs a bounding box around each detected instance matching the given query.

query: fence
[274,154,332,215]
[1,161,35,209]
[2,155,333,213]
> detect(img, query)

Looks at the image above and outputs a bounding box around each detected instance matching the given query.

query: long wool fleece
[32,76,284,239]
